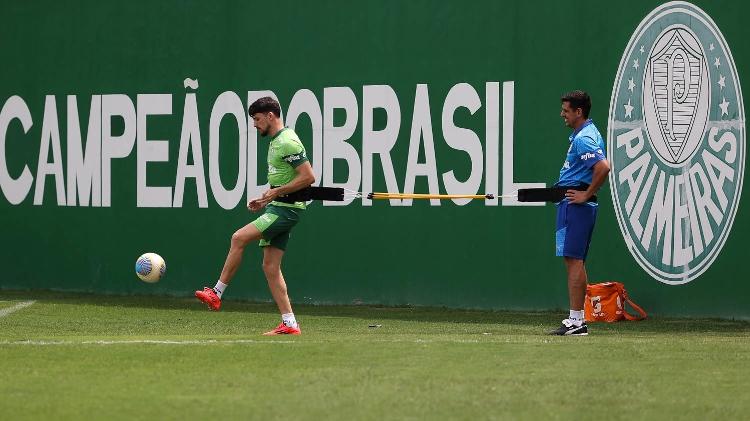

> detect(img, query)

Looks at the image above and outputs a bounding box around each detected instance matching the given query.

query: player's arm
[566,137,610,204]
[567,159,610,204]
[272,162,315,197]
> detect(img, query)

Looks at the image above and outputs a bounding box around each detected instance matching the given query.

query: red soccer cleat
[195,287,221,311]
[263,322,301,335]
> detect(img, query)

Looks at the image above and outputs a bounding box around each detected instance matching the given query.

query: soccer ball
[135,253,166,283]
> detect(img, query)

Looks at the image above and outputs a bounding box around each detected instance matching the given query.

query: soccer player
[549,91,610,336]
[195,97,315,335]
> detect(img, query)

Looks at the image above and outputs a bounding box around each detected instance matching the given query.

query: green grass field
[1,290,748,420]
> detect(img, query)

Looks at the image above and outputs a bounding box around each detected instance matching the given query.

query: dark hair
[248,96,281,117]
[561,90,591,118]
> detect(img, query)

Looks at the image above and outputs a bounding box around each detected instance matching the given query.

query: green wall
[1,0,747,318]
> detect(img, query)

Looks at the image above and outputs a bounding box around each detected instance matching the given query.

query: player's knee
[230,231,250,248]
[564,256,584,266]
[262,260,280,276]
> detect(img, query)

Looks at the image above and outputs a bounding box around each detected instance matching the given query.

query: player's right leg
[195,222,263,311]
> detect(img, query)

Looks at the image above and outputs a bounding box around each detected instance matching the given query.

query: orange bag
[585,282,647,322]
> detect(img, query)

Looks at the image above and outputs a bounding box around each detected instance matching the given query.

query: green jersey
[267,128,309,209]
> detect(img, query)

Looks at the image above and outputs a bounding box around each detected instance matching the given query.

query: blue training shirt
[555,119,606,187]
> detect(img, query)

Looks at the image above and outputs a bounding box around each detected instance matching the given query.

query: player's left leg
[549,257,590,336]
[262,245,301,335]
[549,202,597,336]
[565,257,587,311]
[564,257,588,329]
[262,246,292,314]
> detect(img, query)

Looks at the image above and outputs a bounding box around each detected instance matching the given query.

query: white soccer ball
[135,253,166,283]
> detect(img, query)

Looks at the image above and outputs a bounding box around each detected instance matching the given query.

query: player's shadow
[0,288,233,313]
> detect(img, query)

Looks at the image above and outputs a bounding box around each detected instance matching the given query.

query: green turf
[0,290,748,420]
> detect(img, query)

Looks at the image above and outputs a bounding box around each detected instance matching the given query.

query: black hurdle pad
[275,186,346,202]
[517,186,595,203]
[304,186,345,201]
[517,187,566,202]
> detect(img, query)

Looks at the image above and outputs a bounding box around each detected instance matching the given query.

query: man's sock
[569,309,585,326]
[213,281,228,299]
[282,312,298,329]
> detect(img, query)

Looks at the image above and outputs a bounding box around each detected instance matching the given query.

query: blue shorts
[555,201,598,260]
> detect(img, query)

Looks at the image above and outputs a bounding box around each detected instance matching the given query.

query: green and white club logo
[608,1,745,285]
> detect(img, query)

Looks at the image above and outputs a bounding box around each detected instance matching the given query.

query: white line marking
[0,338,503,346]
[0,301,35,318]
[0,339,300,346]
[84,339,299,345]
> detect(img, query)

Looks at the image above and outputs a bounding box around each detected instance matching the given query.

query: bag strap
[619,288,647,321]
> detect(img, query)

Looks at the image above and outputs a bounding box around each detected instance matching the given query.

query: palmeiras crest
[608,2,745,285]
[643,26,710,167]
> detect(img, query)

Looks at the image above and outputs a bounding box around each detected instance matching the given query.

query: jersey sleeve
[576,136,606,169]
[279,140,309,168]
